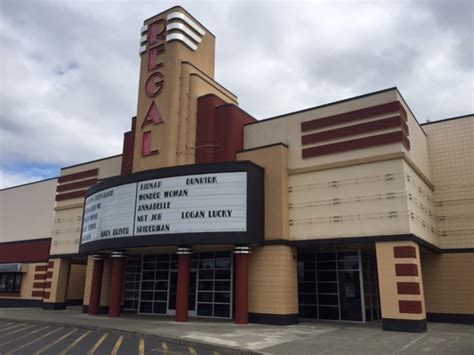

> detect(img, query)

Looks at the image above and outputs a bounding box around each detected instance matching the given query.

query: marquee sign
[79,161,264,253]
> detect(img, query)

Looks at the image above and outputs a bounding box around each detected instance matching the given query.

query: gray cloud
[0,0,472,188]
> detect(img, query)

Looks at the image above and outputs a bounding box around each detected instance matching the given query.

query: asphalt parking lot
[0,308,472,355]
[0,320,218,355]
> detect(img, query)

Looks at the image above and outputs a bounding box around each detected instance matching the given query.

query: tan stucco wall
[376,241,426,320]
[61,155,122,179]
[0,263,44,301]
[0,179,57,243]
[243,88,439,246]
[237,145,289,240]
[66,264,87,300]
[248,245,298,315]
[243,89,406,170]
[289,159,411,240]
[423,117,474,249]
[17,263,39,300]
[50,156,122,256]
[397,92,432,182]
[403,161,437,245]
[422,252,474,315]
[45,258,70,303]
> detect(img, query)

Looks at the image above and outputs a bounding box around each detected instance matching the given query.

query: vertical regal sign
[133,7,215,173]
[139,18,167,158]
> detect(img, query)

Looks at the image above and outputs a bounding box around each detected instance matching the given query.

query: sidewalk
[0,307,338,354]
[0,307,472,354]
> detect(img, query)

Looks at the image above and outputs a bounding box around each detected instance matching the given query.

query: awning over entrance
[0,263,22,272]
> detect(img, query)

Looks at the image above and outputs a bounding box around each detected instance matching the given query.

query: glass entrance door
[297,247,371,322]
[137,252,233,319]
[167,270,197,316]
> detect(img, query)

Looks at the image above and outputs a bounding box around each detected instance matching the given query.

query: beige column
[99,258,113,313]
[42,258,70,309]
[82,256,112,314]
[248,245,298,324]
[82,255,94,311]
[376,241,427,332]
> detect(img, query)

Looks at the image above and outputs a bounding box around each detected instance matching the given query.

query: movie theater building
[0,6,473,333]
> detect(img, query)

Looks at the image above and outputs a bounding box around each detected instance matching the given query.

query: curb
[0,315,263,355]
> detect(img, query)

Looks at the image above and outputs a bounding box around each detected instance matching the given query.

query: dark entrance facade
[123,252,233,319]
[297,246,380,322]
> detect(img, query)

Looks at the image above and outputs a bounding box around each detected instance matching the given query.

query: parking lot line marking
[0,322,14,329]
[188,346,197,355]
[5,326,64,355]
[161,341,168,350]
[59,329,92,355]
[139,338,145,355]
[0,324,35,339]
[111,335,124,355]
[0,325,50,347]
[0,323,25,334]
[86,332,109,355]
[397,333,430,353]
[34,328,78,355]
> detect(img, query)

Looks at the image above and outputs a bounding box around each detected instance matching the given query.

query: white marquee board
[81,172,247,244]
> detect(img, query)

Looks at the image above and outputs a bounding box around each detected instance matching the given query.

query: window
[0,273,22,293]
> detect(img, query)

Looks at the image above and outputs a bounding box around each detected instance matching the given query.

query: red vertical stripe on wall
[121,117,136,175]
[109,257,126,318]
[175,254,191,322]
[215,105,255,162]
[195,94,256,163]
[196,95,226,163]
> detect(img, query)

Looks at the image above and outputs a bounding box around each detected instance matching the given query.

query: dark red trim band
[31,290,44,298]
[55,190,86,201]
[399,300,423,314]
[395,264,418,276]
[45,271,53,279]
[33,282,45,289]
[34,274,46,280]
[302,131,409,159]
[58,169,98,183]
[397,282,420,295]
[301,101,406,132]
[121,117,136,176]
[57,178,97,192]
[48,261,54,269]
[302,116,405,145]
[394,246,417,258]
[0,239,51,263]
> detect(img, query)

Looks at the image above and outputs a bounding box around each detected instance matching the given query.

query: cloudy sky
[0,0,472,189]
